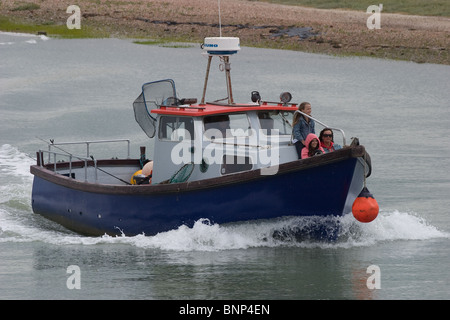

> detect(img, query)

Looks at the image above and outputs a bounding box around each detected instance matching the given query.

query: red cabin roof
[151,102,298,117]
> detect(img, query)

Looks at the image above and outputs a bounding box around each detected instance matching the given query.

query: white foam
[348,210,446,241]
[1,207,448,251]
[0,31,39,37]
[129,219,277,251]
[0,31,50,45]
[0,144,34,178]
[15,211,447,250]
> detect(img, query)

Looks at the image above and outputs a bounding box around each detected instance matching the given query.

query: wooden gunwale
[30,145,366,195]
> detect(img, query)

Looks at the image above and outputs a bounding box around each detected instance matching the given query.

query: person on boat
[319,128,342,153]
[301,133,324,159]
[292,102,315,159]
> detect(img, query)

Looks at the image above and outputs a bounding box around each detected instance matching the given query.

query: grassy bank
[0,16,109,38]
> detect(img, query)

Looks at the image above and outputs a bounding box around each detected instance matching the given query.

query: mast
[200,37,240,105]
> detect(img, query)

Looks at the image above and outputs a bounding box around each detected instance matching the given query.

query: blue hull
[31,147,367,237]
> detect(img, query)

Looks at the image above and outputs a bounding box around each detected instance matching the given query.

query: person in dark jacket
[292,102,314,158]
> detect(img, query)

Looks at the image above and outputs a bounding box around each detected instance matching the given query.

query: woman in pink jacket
[301,133,324,159]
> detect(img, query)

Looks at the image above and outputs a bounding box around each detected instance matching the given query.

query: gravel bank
[1,0,449,64]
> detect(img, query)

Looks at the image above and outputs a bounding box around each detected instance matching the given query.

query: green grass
[133,39,194,48]
[133,39,167,45]
[11,3,40,11]
[0,16,110,38]
[257,0,450,17]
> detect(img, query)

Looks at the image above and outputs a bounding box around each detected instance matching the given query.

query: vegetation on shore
[0,16,108,38]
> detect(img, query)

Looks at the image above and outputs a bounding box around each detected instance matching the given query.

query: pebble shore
[1,0,449,64]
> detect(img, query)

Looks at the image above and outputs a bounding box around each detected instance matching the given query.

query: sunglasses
[323,134,333,138]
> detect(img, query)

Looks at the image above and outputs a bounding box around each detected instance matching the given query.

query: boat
[30,37,374,239]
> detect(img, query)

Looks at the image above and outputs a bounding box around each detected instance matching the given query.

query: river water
[0,32,449,301]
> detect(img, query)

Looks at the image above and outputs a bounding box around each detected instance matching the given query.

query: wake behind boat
[30,37,376,238]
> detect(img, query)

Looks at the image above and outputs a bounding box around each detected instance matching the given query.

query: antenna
[218,0,222,37]
[199,1,240,105]
[200,37,240,105]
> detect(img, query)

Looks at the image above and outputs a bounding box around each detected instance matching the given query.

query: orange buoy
[352,187,379,223]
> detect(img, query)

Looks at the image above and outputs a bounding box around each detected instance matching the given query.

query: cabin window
[203,113,251,140]
[221,155,252,174]
[159,116,195,141]
[258,111,294,135]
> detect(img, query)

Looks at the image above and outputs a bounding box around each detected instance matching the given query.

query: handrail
[47,139,131,160]
[38,139,130,183]
[293,110,346,146]
[38,149,98,183]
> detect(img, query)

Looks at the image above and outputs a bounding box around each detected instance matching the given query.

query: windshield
[133,79,177,138]
[258,111,293,135]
